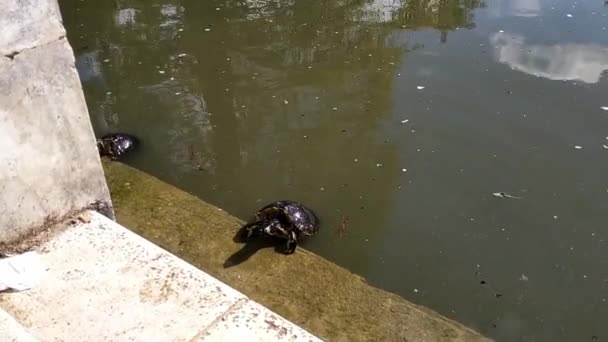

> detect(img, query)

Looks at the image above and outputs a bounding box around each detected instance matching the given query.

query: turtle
[96,133,139,160]
[239,200,320,254]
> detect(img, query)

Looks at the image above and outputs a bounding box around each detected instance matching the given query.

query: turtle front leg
[241,221,263,241]
[235,221,261,243]
[284,230,298,254]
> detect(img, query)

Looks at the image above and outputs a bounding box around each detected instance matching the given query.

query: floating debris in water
[103,59,110,63]
[158,70,165,74]
[519,274,529,282]
[333,215,350,238]
[413,288,419,293]
[283,99,289,104]
[402,168,407,172]
[603,145,608,149]
[574,145,583,149]
[204,28,211,32]
[601,106,608,111]
[492,192,523,199]
[177,53,187,57]
[553,215,559,219]
[401,119,409,124]
[178,28,183,32]
[499,30,504,33]
[376,163,383,167]
[332,107,338,110]
[566,13,573,17]
[416,86,425,90]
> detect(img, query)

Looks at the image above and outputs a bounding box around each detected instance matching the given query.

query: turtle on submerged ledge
[96,133,139,160]
[237,200,320,254]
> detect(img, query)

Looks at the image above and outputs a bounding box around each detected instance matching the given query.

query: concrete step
[0,309,39,342]
[0,211,321,342]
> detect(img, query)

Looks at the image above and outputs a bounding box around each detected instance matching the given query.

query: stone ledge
[0,210,321,341]
[0,30,113,244]
[0,309,38,342]
[0,0,66,57]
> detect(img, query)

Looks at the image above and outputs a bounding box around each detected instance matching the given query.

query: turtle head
[96,139,107,155]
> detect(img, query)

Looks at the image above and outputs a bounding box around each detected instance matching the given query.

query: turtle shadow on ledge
[223,228,286,268]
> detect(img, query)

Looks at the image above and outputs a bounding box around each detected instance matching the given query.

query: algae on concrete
[103,160,491,342]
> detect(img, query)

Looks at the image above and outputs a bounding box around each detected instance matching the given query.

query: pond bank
[103,160,491,342]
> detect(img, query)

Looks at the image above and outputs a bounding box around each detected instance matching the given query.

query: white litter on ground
[0,252,46,292]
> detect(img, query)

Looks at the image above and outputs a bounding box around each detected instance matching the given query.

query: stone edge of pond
[102,160,493,342]
[0,210,321,341]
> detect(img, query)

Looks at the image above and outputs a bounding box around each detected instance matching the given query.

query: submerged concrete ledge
[104,161,492,342]
[0,210,322,341]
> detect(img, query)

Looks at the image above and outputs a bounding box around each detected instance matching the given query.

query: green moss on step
[103,160,491,342]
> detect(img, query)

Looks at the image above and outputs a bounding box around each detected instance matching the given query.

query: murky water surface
[60,0,608,340]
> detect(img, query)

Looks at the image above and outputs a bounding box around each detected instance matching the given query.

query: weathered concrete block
[0,0,112,244]
[0,309,39,342]
[197,300,323,342]
[0,0,65,56]
[0,211,321,341]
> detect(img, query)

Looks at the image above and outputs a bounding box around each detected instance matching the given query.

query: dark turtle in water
[238,200,319,254]
[96,133,139,160]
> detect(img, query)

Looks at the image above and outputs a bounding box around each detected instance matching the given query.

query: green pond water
[60,0,608,340]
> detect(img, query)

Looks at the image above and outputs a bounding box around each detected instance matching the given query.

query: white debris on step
[0,252,46,292]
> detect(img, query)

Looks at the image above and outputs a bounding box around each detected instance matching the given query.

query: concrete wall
[0,0,113,243]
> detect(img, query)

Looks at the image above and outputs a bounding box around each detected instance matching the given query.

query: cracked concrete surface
[0,0,113,243]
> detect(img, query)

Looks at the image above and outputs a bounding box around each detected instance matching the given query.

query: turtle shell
[256,200,319,236]
[97,133,139,160]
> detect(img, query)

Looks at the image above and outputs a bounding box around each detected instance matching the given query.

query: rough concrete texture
[103,160,492,342]
[0,210,321,342]
[0,0,113,243]
[0,0,65,56]
[0,309,38,342]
